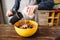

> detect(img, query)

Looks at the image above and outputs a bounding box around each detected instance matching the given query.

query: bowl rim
[14,20,38,29]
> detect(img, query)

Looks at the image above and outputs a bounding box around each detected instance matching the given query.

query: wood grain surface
[0,24,60,40]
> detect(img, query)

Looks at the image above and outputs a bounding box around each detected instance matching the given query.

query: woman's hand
[6,10,13,17]
[26,5,38,16]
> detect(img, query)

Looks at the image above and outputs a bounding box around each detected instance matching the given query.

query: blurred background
[0,0,60,24]
[0,0,15,23]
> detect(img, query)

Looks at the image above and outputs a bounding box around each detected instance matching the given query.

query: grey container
[37,10,49,26]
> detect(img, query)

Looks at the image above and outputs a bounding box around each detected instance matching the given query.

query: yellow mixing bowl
[14,20,38,37]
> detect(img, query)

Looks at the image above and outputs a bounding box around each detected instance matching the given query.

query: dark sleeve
[38,0,54,10]
[11,0,21,14]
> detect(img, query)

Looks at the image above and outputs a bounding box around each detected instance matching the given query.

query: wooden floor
[0,24,60,40]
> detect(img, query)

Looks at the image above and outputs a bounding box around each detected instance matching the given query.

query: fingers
[26,7,29,13]
[6,10,13,17]
[26,6,34,16]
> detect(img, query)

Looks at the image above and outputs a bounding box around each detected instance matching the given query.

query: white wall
[2,0,15,23]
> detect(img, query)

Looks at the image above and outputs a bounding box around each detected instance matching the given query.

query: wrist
[11,9,17,15]
[34,5,38,10]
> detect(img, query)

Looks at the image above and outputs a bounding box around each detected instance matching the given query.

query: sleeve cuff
[11,8,17,15]
[38,4,45,10]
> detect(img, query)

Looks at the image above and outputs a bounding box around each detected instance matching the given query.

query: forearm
[11,0,21,14]
[38,0,54,10]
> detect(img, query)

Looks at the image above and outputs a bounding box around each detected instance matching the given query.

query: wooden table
[0,24,60,40]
